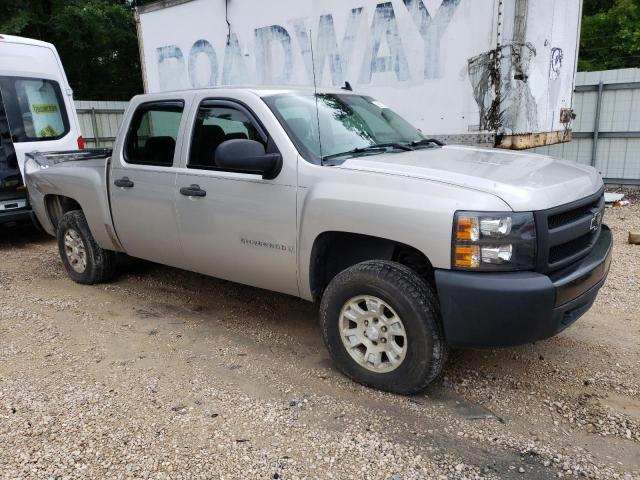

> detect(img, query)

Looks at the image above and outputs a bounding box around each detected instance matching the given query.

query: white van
[0,34,83,225]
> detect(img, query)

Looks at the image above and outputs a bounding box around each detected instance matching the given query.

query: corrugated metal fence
[76,68,640,183]
[75,100,128,148]
[532,68,640,184]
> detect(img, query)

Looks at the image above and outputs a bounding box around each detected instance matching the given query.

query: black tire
[319,260,447,394]
[57,210,117,284]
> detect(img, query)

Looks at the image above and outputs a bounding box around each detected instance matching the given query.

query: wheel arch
[307,231,435,301]
[44,194,83,230]
[43,194,123,252]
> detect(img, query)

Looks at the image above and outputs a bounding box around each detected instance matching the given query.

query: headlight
[452,211,536,271]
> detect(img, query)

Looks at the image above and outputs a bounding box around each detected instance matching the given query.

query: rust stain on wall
[496,129,573,150]
[466,0,540,137]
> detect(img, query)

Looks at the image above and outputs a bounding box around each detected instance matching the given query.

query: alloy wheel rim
[338,295,407,373]
[63,229,87,273]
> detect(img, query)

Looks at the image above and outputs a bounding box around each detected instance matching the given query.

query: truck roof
[135,85,356,99]
[248,85,354,97]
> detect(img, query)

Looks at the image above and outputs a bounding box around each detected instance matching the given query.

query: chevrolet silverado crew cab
[24,87,612,394]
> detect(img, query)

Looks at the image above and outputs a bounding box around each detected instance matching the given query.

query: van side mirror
[215,139,281,179]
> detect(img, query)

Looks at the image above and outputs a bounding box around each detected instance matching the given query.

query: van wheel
[319,260,447,394]
[57,210,117,284]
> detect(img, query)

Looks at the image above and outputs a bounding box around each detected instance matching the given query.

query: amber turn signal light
[455,216,479,242]
[454,245,480,268]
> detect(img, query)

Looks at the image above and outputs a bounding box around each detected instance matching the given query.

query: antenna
[309,30,324,164]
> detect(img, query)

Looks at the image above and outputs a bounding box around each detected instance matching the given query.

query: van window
[125,102,183,167]
[0,76,70,142]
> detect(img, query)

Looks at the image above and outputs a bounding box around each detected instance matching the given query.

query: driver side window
[189,105,265,170]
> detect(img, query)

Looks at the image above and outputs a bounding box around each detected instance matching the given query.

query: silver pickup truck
[24,87,612,394]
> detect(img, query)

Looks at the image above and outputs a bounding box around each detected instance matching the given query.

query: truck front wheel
[57,210,117,284]
[319,260,447,394]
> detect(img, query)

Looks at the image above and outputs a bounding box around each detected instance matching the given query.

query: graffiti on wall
[154,0,461,90]
[465,0,567,135]
[467,42,540,134]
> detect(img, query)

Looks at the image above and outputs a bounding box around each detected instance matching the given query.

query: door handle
[179,184,207,197]
[114,177,134,188]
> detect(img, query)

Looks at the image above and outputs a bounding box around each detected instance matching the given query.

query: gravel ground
[0,199,638,479]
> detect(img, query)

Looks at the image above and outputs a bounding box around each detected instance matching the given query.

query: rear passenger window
[125,102,183,166]
[189,106,264,170]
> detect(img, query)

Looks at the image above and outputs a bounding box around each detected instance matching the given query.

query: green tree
[579,0,640,71]
[582,0,616,16]
[0,0,142,100]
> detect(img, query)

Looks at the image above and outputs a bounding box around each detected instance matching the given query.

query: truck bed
[26,148,112,168]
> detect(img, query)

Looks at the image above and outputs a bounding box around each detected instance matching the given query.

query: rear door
[109,99,187,268]
[0,85,27,214]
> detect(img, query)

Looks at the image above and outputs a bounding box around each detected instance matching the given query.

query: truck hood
[337,145,603,211]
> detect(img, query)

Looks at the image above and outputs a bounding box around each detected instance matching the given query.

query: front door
[174,100,298,296]
[109,100,185,267]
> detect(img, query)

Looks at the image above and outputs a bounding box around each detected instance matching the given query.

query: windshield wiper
[408,138,445,148]
[322,142,414,162]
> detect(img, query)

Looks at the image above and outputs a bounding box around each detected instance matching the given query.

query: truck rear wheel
[319,260,447,394]
[57,210,117,284]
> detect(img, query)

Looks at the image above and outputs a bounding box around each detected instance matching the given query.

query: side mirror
[215,139,281,179]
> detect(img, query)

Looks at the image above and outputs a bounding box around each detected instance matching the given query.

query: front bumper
[435,225,613,348]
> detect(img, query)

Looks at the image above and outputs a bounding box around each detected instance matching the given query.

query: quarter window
[189,105,265,170]
[0,76,70,142]
[125,102,183,166]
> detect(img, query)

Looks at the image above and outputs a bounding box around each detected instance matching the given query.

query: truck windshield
[263,93,426,164]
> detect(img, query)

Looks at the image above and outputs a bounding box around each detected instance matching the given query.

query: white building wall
[137,0,582,143]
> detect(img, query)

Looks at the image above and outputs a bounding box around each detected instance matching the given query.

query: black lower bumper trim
[435,225,613,348]
[551,226,613,306]
[0,208,32,225]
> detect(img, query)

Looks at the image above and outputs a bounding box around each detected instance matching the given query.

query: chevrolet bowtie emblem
[590,212,602,232]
